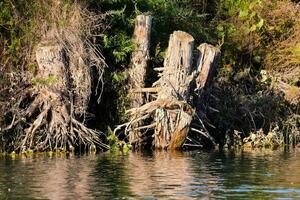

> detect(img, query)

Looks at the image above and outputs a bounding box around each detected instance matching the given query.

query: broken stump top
[171,31,194,43]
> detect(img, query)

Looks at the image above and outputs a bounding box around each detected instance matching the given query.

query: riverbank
[0,0,299,152]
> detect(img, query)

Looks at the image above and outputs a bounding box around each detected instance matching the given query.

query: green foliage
[0,1,44,129]
[103,33,135,64]
[206,0,300,147]
[214,0,265,55]
[91,0,212,67]
[111,71,130,124]
[107,127,130,152]
[27,64,37,74]
[31,75,58,85]
[214,0,300,75]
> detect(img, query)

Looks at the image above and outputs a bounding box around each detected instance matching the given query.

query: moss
[27,63,37,74]
[31,75,58,85]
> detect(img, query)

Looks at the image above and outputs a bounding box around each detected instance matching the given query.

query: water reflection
[126,151,201,199]
[0,149,300,199]
[90,153,133,198]
[206,150,300,199]
[30,154,97,200]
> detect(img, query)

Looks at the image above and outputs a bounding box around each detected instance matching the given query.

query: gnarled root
[2,89,108,152]
[115,99,195,149]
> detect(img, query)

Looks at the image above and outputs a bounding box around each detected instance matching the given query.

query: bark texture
[19,43,106,151]
[128,15,152,146]
[195,43,221,115]
[118,31,221,150]
[154,31,195,149]
[35,44,67,90]
[195,43,221,91]
[191,43,221,147]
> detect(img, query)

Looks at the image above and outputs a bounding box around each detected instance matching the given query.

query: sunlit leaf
[256,18,264,29]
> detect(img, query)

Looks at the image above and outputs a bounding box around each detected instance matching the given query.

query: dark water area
[1,149,300,199]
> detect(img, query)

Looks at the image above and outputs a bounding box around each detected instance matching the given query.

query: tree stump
[195,43,221,95]
[154,31,195,149]
[18,43,105,151]
[35,44,67,91]
[194,43,221,119]
[1,41,108,152]
[122,31,221,150]
[191,43,221,147]
[128,15,152,146]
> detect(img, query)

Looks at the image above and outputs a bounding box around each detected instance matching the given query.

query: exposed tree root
[0,2,109,152]
[0,9,108,151]
[1,89,108,152]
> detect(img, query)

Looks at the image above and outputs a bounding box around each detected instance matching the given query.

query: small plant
[107,127,130,152]
[103,33,135,64]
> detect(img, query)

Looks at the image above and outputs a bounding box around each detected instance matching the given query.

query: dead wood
[153,31,195,149]
[127,15,152,147]
[1,43,108,152]
[121,32,221,149]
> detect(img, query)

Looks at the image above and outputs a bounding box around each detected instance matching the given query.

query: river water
[0,149,300,199]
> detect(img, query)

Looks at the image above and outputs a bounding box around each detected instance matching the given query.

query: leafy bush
[261,0,300,84]
[206,0,300,147]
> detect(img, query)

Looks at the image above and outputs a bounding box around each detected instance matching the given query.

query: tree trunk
[195,43,221,94]
[154,31,195,149]
[188,43,221,147]
[195,43,221,117]
[35,44,68,91]
[128,15,152,146]
[18,43,105,151]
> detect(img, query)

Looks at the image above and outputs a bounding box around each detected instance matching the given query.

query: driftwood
[127,15,152,146]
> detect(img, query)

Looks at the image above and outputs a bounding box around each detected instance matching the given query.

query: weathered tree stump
[154,31,195,149]
[191,43,221,147]
[195,43,221,96]
[35,44,67,90]
[1,40,108,152]
[194,43,221,118]
[120,31,221,150]
[19,43,106,151]
[128,15,152,146]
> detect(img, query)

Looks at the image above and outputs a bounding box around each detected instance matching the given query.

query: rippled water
[1,149,300,199]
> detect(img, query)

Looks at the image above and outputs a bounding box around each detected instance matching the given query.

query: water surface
[1,149,300,199]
